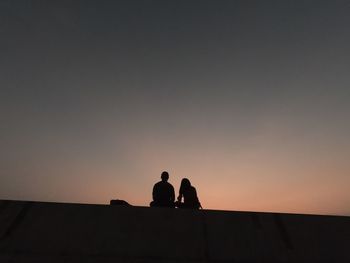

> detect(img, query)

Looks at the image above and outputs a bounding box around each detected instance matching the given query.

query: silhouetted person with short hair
[150,171,175,208]
[175,178,201,209]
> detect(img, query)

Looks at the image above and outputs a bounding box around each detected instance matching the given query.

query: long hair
[179,178,191,196]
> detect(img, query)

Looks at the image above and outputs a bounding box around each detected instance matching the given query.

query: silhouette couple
[150,171,201,209]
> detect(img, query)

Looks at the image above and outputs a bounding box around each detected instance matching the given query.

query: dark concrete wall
[0,200,349,262]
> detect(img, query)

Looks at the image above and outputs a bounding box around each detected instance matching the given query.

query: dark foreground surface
[1,200,350,262]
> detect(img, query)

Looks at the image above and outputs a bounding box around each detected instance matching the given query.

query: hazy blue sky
[1,0,350,215]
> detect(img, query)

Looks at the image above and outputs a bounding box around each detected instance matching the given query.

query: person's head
[179,178,191,194]
[161,171,169,182]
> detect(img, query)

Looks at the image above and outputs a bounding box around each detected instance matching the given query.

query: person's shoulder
[165,181,174,188]
[164,182,174,190]
[154,181,162,187]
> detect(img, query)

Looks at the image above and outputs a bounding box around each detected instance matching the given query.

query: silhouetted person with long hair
[175,178,201,209]
[150,171,175,208]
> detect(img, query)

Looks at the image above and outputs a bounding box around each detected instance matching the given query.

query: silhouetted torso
[181,186,200,208]
[152,181,175,207]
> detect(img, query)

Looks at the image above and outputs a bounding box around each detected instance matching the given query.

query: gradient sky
[1,0,350,215]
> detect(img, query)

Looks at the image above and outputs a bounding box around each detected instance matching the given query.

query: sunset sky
[1,0,350,215]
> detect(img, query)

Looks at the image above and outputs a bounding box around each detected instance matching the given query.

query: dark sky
[1,0,350,215]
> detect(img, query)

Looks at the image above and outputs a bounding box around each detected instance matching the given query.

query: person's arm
[193,187,202,208]
[177,187,183,202]
[152,184,157,201]
[170,185,175,202]
[177,193,182,202]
